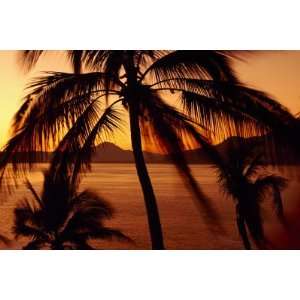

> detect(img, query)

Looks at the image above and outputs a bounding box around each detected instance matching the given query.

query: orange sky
[0,50,300,150]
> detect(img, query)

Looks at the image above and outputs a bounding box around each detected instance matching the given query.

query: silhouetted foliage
[13,165,130,250]
[0,50,298,249]
[214,143,288,249]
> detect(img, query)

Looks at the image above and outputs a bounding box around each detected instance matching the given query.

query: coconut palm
[214,143,288,249]
[0,50,297,249]
[13,162,130,250]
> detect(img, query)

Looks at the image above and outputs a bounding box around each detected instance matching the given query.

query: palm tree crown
[13,165,130,250]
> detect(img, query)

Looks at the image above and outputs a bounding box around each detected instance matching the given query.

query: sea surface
[0,163,300,250]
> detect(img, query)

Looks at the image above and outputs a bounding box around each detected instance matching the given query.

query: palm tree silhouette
[214,143,288,249]
[13,163,130,250]
[0,51,297,249]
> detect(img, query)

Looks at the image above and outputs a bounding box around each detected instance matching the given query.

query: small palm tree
[215,144,288,249]
[0,50,297,249]
[13,165,130,250]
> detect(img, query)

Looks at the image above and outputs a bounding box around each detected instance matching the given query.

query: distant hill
[179,136,263,164]
[92,142,166,163]
[2,136,268,164]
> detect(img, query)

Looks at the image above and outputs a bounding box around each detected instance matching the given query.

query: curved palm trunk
[128,103,165,250]
[124,53,164,250]
[236,205,251,250]
[236,216,252,250]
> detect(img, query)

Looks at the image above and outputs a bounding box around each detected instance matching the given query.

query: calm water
[0,164,300,249]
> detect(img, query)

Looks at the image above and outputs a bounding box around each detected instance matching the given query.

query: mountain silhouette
[2,136,277,164]
[92,142,165,163]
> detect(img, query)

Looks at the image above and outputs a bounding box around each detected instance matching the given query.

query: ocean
[0,163,300,249]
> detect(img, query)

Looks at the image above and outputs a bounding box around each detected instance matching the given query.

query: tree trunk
[128,102,165,250]
[124,52,165,250]
[236,205,251,250]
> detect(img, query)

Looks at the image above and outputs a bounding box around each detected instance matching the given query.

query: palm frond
[159,79,293,137]
[0,73,119,182]
[10,95,33,133]
[13,220,45,239]
[25,179,43,208]
[254,174,288,220]
[60,191,117,240]
[69,190,114,218]
[141,50,240,84]
[14,197,36,221]
[23,239,46,250]
[19,50,45,71]
[81,50,155,75]
[80,51,126,92]
[134,51,165,73]
[13,199,45,239]
[26,71,120,104]
[1,72,116,160]
[49,99,123,184]
[76,227,132,243]
[179,90,265,140]
[254,175,287,197]
[0,87,107,188]
[70,101,124,182]
[81,51,114,71]
[150,77,298,163]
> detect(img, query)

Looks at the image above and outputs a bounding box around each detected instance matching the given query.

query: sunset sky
[0,50,300,150]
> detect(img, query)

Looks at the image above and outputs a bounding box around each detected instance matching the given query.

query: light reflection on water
[0,163,300,249]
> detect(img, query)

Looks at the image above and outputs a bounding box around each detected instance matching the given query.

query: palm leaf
[254,174,288,222]
[60,191,117,241]
[23,239,46,250]
[69,101,124,182]
[69,190,115,219]
[13,200,44,239]
[141,50,240,83]
[25,179,43,209]
[19,50,45,71]
[49,99,123,183]
[151,77,298,163]
[76,227,132,243]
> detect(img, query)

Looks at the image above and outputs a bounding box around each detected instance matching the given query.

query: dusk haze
[0,50,300,250]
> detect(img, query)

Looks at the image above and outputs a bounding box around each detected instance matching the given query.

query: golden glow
[0,51,300,151]
[233,51,300,114]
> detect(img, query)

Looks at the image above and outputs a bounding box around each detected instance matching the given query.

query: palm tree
[0,50,297,249]
[214,143,288,249]
[13,163,130,250]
